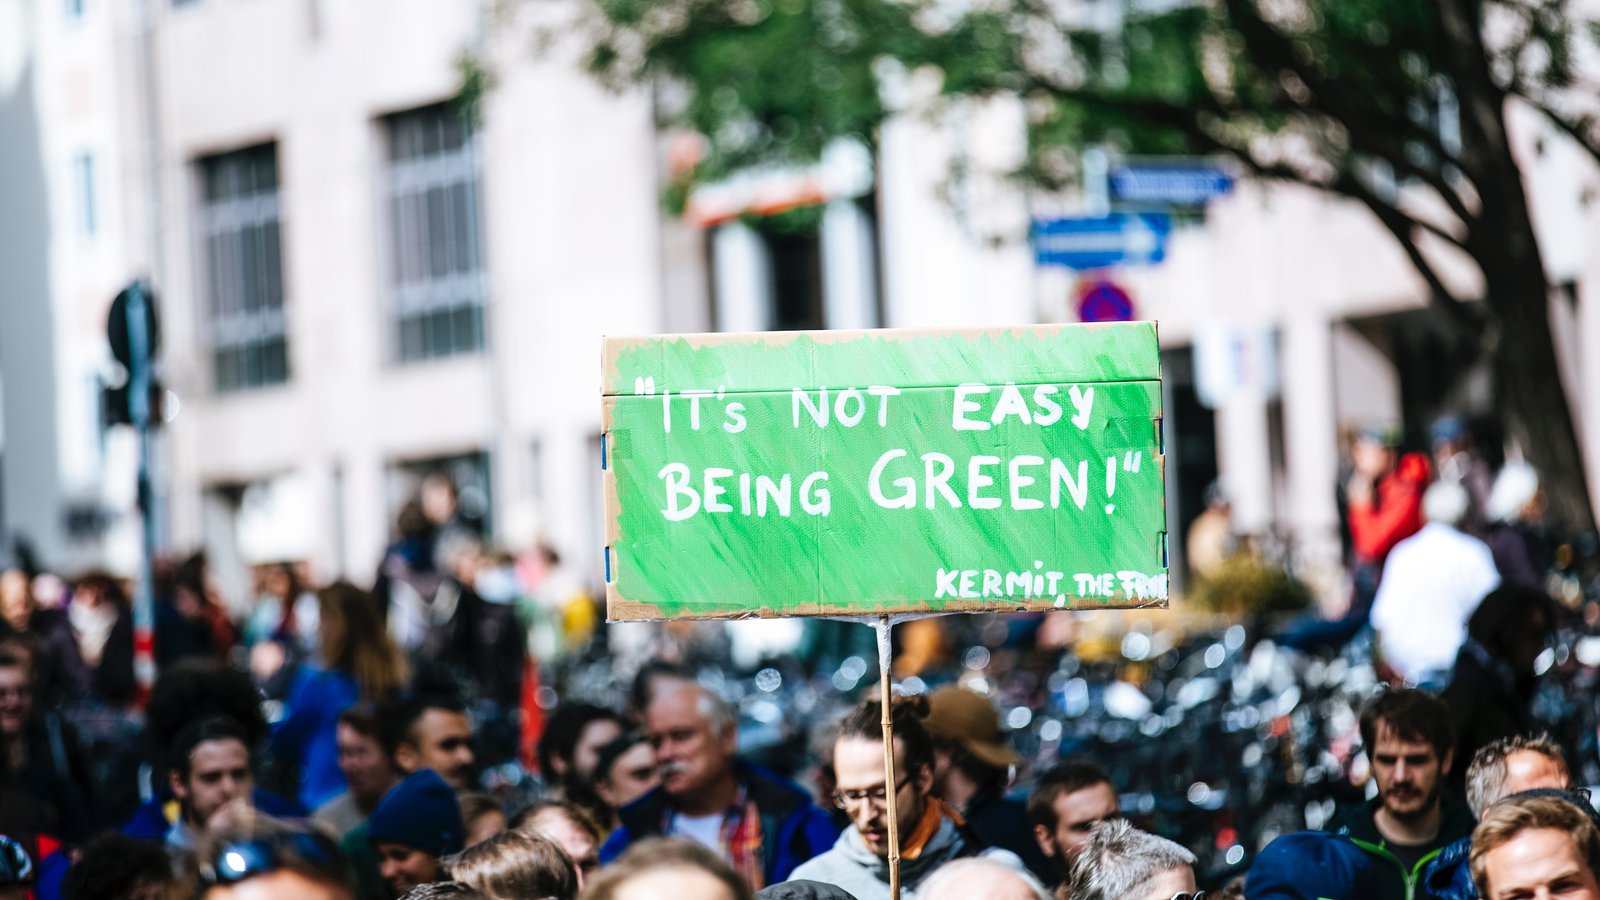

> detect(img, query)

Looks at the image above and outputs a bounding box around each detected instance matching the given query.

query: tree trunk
[1427,0,1597,537]
[1482,260,1598,536]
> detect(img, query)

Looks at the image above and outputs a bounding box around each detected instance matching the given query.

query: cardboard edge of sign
[598,321,1160,396]
[604,591,1169,623]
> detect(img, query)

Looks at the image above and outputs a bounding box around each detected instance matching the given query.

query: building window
[382,104,485,363]
[73,152,95,237]
[199,144,289,393]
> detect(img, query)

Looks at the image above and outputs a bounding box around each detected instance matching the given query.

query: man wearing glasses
[788,695,1023,899]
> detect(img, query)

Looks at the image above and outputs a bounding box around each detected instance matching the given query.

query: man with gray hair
[1371,480,1501,687]
[919,857,1053,900]
[599,682,839,890]
[1421,735,1572,898]
[1465,734,1570,818]
[1067,819,1199,900]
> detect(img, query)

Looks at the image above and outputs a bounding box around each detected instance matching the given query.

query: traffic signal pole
[124,280,158,699]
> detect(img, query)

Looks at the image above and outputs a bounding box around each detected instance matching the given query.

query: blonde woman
[272,581,409,810]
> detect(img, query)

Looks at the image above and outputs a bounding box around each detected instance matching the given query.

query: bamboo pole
[876,615,900,900]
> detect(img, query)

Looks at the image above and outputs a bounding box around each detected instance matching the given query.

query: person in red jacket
[1281,426,1430,652]
[1348,430,1431,571]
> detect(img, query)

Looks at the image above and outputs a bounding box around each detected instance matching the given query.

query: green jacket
[1335,795,1476,900]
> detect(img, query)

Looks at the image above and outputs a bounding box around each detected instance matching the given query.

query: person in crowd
[923,685,1052,881]
[1281,425,1429,651]
[190,817,354,900]
[164,716,258,870]
[0,642,94,842]
[1424,734,1574,900]
[274,581,410,812]
[583,838,753,900]
[244,562,320,699]
[59,832,174,900]
[154,552,235,668]
[378,693,477,793]
[458,793,507,849]
[1441,586,1558,795]
[591,731,659,830]
[62,572,136,706]
[124,660,301,845]
[1335,690,1475,900]
[314,705,403,838]
[1244,831,1377,900]
[1464,735,1571,819]
[538,703,625,806]
[1371,482,1500,687]
[368,769,467,899]
[346,693,478,900]
[1483,462,1551,589]
[400,884,487,900]
[788,695,1007,899]
[510,801,604,888]
[918,857,1053,900]
[1027,759,1120,886]
[601,682,837,890]
[374,502,476,688]
[1347,427,1430,605]
[0,559,76,707]
[1066,818,1199,900]
[1431,415,1495,536]
[445,829,578,900]
[1469,794,1600,899]
[626,660,695,723]
[1186,480,1234,581]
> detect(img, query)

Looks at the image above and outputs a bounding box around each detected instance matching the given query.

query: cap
[923,686,1019,769]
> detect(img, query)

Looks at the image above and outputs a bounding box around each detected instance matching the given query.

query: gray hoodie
[787,810,1022,900]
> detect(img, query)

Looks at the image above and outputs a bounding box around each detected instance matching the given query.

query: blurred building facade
[2,0,1598,603]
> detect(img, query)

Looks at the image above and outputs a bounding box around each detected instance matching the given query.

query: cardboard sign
[601,323,1167,621]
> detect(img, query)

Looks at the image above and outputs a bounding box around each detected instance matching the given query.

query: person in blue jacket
[271,582,408,811]
[599,682,838,890]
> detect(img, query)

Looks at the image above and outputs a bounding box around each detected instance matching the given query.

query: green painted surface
[602,324,1167,621]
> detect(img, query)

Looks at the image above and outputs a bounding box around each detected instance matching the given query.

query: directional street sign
[1109,163,1233,206]
[1032,213,1172,270]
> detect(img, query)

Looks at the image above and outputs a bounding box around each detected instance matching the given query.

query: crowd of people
[0,413,1593,900]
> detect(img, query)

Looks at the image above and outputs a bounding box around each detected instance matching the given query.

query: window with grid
[199,144,289,393]
[383,104,486,362]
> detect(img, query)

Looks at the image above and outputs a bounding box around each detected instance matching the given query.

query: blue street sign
[1109,163,1233,206]
[1032,213,1172,270]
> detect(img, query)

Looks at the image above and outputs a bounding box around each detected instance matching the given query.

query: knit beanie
[367,769,466,857]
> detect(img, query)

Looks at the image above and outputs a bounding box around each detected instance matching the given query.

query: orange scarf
[901,800,963,860]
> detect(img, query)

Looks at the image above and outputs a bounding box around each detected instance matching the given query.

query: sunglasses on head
[198,829,344,887]
[1168,893,1206,900]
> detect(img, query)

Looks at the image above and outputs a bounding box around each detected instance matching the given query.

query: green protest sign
[601,323,1166,621]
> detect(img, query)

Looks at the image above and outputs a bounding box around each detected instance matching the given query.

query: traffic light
[103,281,163,428]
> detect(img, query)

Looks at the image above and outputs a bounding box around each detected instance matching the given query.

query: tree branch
[1508,84,1600,168]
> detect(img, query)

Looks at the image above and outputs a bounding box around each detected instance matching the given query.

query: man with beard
[600,682,837,889]
[788,695,1022,900]
[1336,689,1475,900]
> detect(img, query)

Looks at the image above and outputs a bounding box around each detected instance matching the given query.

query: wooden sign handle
[876,615,900,900]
